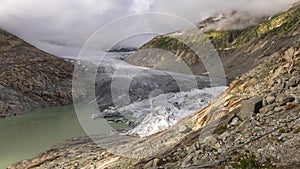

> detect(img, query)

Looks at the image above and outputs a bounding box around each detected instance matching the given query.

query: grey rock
[266,95,276,105]
[229,117,240,126]
[287,76,299,88]
[194,141,200,150]
[279,95,296,106]
[259,105,275,114]
[279,133,292,142]
[272,132,282,137]
[203,136,220,149]
[153,158,159,167]
[181,155,193,167]
[179,125,192,134]
[0,84,5,90]
[274,106,285,113]
[217,148,225,154]
[187,144,197,153]
[218,131,230,142]
[225,165,234,169]
[240,97,263,120]
[289,94,299,104]
[266,111,275,116]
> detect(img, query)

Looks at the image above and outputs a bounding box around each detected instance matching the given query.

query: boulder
[202,135,220,150]
[0,84,5,90]
[239,97,263,120]
[265,95,276,105]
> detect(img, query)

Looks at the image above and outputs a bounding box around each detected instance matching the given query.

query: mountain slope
[0,29,74,117]
[126,4,300,83]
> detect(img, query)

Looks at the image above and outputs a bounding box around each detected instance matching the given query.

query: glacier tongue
[97,86,227,137]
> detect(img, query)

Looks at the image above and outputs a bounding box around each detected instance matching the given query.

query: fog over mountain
[0,0,297,56]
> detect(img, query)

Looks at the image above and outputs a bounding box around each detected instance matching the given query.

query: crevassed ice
[127,86,227,137]
[98,86,227,137]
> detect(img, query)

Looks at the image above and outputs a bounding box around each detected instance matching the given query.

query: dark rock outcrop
[0,29,74,117]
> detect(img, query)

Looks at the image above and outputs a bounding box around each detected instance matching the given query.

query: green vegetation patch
[234,153,265,169]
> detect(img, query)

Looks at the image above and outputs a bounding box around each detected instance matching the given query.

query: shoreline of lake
[0,104,128,168]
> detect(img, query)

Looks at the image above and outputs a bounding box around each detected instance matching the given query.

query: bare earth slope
[0,29,73,117]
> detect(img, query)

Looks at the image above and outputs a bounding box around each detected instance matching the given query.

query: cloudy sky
[0,0,297,56]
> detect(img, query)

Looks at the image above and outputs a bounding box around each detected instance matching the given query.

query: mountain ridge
[126,4,300,83]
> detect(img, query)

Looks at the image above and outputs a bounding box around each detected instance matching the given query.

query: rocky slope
[126,3,300,83]
[0,29,73,117]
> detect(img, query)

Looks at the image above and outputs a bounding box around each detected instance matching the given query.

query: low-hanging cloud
[0,0,298,56]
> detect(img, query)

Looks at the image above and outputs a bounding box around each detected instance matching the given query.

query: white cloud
[0,0,297,56]
[130,0,154,12]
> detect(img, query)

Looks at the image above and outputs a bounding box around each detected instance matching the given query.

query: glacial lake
[0,105,128,168]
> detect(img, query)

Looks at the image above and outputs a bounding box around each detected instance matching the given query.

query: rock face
[126,4,300,83]
[8,3,300,169]
[0,29,73,117]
